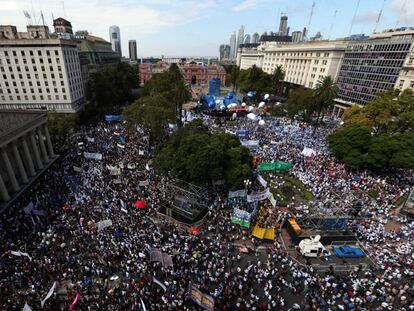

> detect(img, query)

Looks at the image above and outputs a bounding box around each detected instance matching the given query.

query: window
[12,51,17,56]
[4,51,8,56]
[29,51,33,56]
[410,81,414,88]
[38,50,42,56]
[55,95,59,100]
[399,80,405,88]
[322,60,327,65]
[55,50,59,56]
[63,95,67,100]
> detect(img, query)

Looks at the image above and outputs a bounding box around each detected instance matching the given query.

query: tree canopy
[154,120,252,188]
[328,89,414,171]
[238,66,273,97]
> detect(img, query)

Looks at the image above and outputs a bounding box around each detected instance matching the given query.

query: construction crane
[328,10,338,40]
[374,0,386,33]
[23,11,33,25]
[305,1,315,40]
[349,0,361,36]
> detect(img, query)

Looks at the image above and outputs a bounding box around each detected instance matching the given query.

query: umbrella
[134,200,148,209]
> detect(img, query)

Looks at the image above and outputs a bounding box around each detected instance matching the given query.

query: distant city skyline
[1,0,414,57]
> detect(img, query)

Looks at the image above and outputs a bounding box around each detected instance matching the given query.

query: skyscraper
[236,25,245,53]
[109,25,121,57]
[244,34,251,44]
[278,16,288,36]
[229,32,237,59]
[128,40,137,61]
[291,31,303,42]
[219,44,231,60]
[252,32,260,43]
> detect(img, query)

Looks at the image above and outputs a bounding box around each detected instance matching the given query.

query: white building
[237,40,347,89]
[0,24,85,113]
[229,32,237,59]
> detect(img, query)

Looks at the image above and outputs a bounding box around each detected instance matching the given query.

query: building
[237,40,347,89]
[76,31,120,87]
[0,22,85,113]
[292,31,303,43]
[109,25,121,57]
[229,32,237,59]
[138,61,226,86]
[252,33,260,44]
[129,40,137,61]
[0,110,56,207]
[219,44,231,60]
[244,34,251,44]
[236,26,245,54]
[278,16,288,36]
[336,28,414,106]
[53,17,73,39]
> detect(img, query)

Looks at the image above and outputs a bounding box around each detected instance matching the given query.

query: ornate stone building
[0,111,55,207]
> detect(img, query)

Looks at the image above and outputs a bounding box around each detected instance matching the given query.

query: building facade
[238,40,347,89]
[337,28,414,106]
[292,31,303,43]
[138,62,226,86]
[109,25,121,57]
[236,26,245,55]
[129,40,137,61]
[278,16,288,36]
[229,32,237,59]
[0,111,55,207]
[0,24,85,113]
[219,44,231,60]
[252,32,260,44]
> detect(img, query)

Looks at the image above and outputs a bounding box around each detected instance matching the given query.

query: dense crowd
[0,114,413,310]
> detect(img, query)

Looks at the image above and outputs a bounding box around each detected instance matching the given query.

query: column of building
[0,124,55,203]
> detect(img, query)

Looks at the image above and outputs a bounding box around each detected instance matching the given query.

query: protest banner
[84,152,102,160]
[97,220,112,232]
[138,149,145,156]
[247,188,270,203]
[113,179,122,184]
[85,136,95,143]
[189,284,215,311]
[41,281,56,308]
[231,208,251,228]
[139,180,150,187]
[10,250,32,261]
[150,248,173,267]
[117,143,125,149]
[153,277,167,291]
[127,163,136,169]
[73,166,82,173]
[258,161,292,172]
[241,140,259,148]
[106,165,121,176]
[268,192,277,207]
[236,130,249,138]
[104,115,122,122]
[228,189,247,198]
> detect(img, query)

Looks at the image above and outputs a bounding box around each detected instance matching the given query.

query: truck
[332,245,364,258]
[298,235,330,258]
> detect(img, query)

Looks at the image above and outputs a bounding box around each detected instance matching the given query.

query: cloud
[232,0,260,12]
[354,11,379,24]
[390,0,414,24]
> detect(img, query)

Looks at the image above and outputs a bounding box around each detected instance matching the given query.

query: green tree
[238,66,273,97]
[272,65,285,97]
[313,76,338,129]
[154,121,252,188]
[123,94,175,144]
[285,88,315,121]
[47,110,78,139]
[230,66,240,92]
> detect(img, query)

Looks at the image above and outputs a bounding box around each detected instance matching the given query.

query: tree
[47,110,78,139]
[285,88,315,121]
[313,76,338,129]
[271,65,285,97]
[154,121,252,188]
[123,94,175,144]
[238,66,273,97]
[230,66,240,93]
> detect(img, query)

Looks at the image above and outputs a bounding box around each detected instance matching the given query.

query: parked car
[332,245,364,258]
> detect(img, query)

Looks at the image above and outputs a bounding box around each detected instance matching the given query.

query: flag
[69,292,81,311]
[10,250,32,261]
[41,281,56,308]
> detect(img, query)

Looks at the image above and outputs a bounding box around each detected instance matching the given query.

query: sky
[1,0,414,58]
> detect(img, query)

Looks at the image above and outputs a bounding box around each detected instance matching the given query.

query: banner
[73,166,82,173]
[153,277,167,291]
[41,281,56,308]
[139,180,149,187]
[268,192,277,208]
[107,165,121,175]
[236,130,249,138]
[189,285,215,311]
[69,293,81,311]
[84,152,102,161]
[97,220,112,232]
[231,208,251,228]
[247,188,270,203]
[85,136,95,143]
[23,303,32,311]
[257,175,267,188]
[117,143,125,149]
[258,162,293,172]
[105,115,122,122]
[113,179,122,184]
[138,149,145,156]
[228,189,246,199]
[150,248,173,267]
[24,202,34,214]
[241,140,259,148]
[127,163,136,169]
[10,250,32,261]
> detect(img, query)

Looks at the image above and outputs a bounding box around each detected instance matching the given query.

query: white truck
[298,235,330,258]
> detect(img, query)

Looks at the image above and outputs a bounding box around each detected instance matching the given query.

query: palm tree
[171,80,191,128]
[313,76,338,130]
[230,66,240,93]
[272,65,285,97]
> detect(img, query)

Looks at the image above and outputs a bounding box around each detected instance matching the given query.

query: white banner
[247,188,270,203]
[97,219,112,232]
[41,281,56,308]
[10,250,32,261]
[85,136,95,143]
[113,179,122,184]
[117,143,125,149]
[268,192,277,207]
[139,180,149,187]
[228,189,247,198]
[73,166,82,173]
[84,152,102,160]
[138,149,144,155]
[241,140,259,147]
[153,277,167,291]
[257,175,267,188]
[106,165,121,175]
[127,163,136,170]
[23,303,32,311]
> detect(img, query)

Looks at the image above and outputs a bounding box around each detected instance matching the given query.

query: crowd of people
[0,113,413,310]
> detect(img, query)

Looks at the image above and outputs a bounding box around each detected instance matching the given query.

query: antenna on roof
[349,0,361,36]
[374,0,386,33]
[62,1,67,18]
[328,10,338,40]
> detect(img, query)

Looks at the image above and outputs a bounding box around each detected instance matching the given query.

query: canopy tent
[258,161,293,172]
[134,200,148,209]
[252,226,275,241]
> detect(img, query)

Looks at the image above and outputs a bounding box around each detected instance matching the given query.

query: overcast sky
[1,0,414,57]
